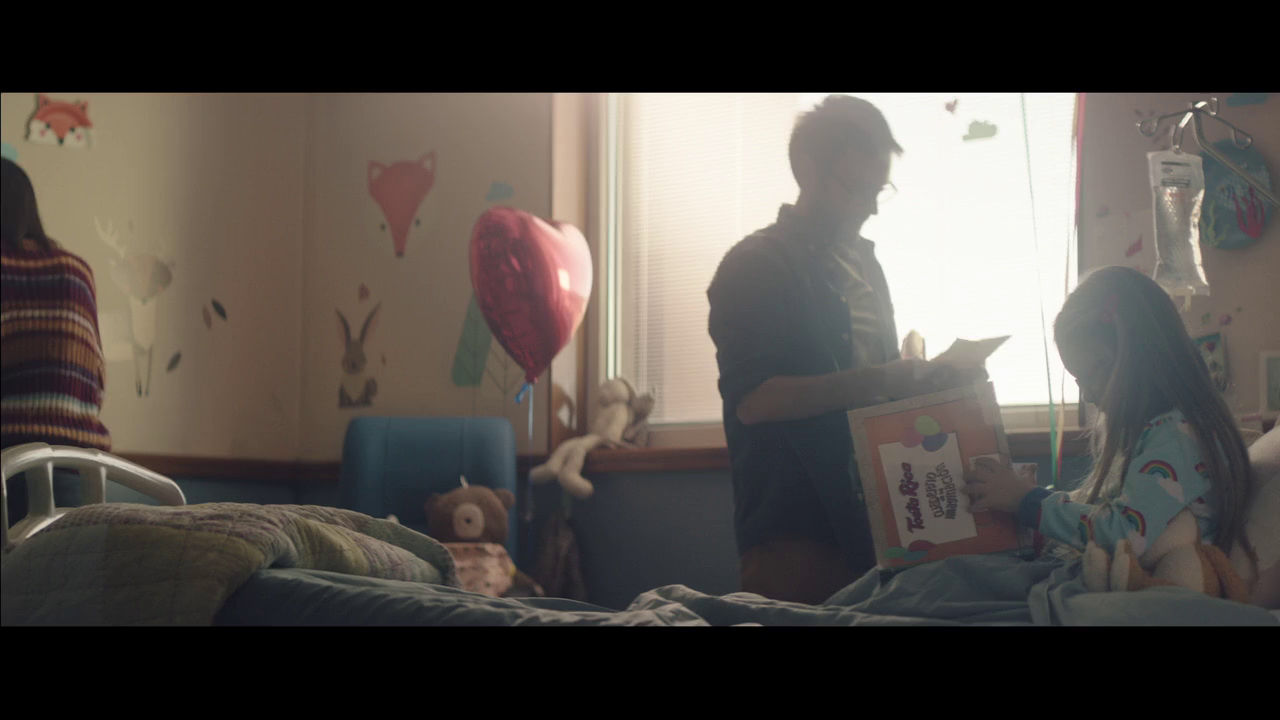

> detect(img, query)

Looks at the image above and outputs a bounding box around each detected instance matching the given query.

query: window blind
[615,92,1078,425]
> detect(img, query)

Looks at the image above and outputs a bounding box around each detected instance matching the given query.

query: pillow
[1232,426,1280,608]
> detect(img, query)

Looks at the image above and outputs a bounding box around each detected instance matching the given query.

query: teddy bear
[529,377,655,500]
[1082,508,1250,602]
[394,477,543,598]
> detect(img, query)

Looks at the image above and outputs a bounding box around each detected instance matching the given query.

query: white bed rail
[2,443,186,550]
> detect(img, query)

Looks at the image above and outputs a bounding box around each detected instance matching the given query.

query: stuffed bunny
[1082,427,1280,608]
[337,302,381,408]
[529,378,655,499]
[1082,508,1250,602]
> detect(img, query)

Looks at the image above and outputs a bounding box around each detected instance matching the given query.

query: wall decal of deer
[94,218,174,397]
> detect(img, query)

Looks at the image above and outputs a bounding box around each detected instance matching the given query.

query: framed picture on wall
[1262,351,1280,417]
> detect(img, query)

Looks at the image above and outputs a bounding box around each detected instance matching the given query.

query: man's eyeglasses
[830,172,897,205]
[876,182,897,205]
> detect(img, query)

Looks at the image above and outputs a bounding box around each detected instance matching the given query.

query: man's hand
[962,457,1037,514]
[881,359,986,401]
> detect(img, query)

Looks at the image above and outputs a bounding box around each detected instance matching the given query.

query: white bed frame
[1,442,185,550]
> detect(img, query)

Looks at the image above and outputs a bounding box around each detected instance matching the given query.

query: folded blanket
[1,503,459,626]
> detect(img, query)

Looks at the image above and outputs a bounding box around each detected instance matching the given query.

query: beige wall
[1080,93,1280,416]
[12,91,1269,461]
[299,93,552,459]
[549,92,591,448]
[2,92,554,461]
[2,92,308,460]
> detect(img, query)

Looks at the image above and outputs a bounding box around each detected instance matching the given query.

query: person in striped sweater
[2,157,111,524]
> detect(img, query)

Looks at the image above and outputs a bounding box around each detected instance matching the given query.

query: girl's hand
[963,458,1037,514]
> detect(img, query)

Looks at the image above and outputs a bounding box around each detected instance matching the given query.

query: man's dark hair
[789,95,903,183]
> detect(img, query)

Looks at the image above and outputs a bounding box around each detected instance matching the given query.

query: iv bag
[1148,151,1210,298]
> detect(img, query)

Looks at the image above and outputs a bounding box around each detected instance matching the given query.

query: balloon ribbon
[514,381,534,565]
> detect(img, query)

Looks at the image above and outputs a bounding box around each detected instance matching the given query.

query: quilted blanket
[215,555,1279,626]
[1,503,459,625]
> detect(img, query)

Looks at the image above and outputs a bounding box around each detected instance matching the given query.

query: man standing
[707,95,979,604]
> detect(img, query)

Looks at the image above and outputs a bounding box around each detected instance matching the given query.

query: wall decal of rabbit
[337,302,381,409]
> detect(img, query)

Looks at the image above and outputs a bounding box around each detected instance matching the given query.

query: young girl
[2,157,111,525]
[963,266,1254,578]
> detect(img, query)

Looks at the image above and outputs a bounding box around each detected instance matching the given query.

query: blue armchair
[340,417,521,563]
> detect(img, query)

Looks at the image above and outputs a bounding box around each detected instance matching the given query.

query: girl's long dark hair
[1,157,54,251]
[1054,266,1254,558]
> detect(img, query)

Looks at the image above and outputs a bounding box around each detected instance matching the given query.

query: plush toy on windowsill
[389,477,543,598]
[529,377,656,500]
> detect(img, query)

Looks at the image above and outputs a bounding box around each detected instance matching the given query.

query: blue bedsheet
[214,554,1277,626]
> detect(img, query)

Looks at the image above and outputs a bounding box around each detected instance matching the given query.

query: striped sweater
[1,241,112,451]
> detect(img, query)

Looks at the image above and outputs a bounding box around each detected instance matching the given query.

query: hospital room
[2,92,1277,627]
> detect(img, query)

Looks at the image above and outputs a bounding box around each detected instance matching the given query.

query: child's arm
[1016,430,1210,555]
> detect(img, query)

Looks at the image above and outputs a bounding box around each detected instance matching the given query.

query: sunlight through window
[613,93,1079,426]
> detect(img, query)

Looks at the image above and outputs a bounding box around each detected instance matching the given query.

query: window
[607,93,1080,429]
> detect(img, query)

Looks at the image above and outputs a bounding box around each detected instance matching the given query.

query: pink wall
[1080,93,1280,416]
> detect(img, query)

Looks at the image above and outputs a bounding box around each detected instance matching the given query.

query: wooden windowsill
[581,429,1090,475]
[109,428,1091,486]
[116,453,342,486]
[583,446,729,474]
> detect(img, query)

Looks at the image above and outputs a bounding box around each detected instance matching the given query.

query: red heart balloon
[470,206,592,385]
